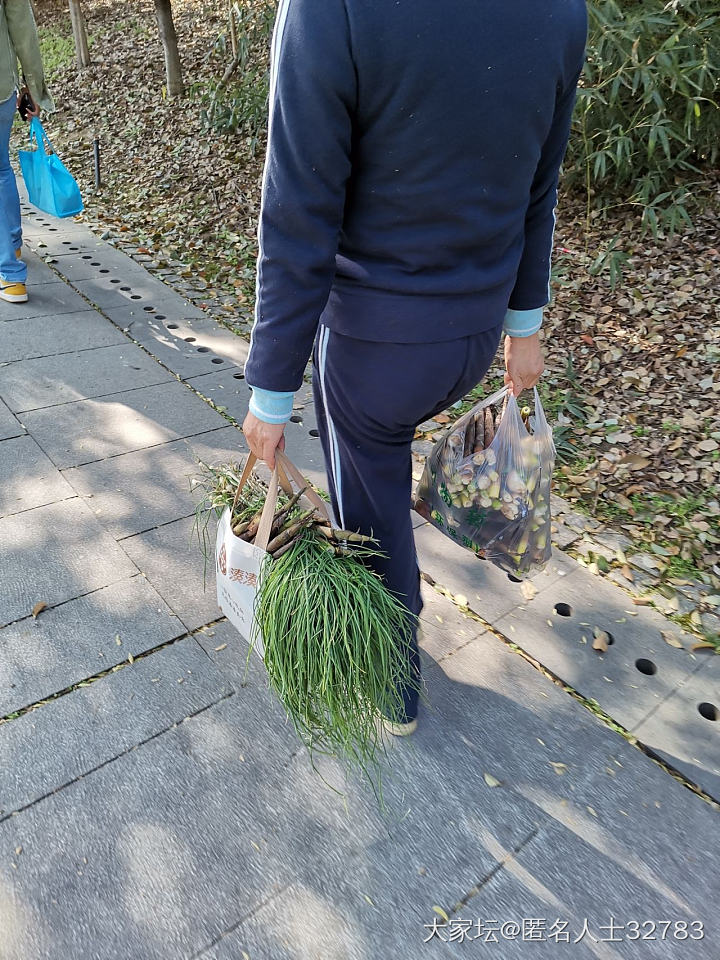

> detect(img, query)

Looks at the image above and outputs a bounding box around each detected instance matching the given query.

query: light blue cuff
[248,386,295,424]
[503,307,544,338]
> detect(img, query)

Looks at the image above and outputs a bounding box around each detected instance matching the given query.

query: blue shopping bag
[18,118,84,219]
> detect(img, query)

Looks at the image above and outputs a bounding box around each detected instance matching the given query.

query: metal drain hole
[143,306,154,311]
[166,323,179,329]
[110,279,120,284]
[197,347,210,353]
[130,295,141,300]
[635,658,657,676]
[99,269,109,274]
[554,603,573,617]
[91,261,100,266]
[62,240,71,245]
[184,337,196,343]
[211,358,223,364]
[290,415,302,423]
[70,247,79,252]
[698,702,718,722]
[155,315,166,320]
[120,286,131,291]
[309,428,320,438]
[82,255,92,260]
[233,373,245,380]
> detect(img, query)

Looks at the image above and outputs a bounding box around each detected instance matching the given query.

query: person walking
[242,0,587,735]
[1,0,54,304]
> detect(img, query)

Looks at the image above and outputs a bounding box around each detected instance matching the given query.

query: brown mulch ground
[22,0,720,585]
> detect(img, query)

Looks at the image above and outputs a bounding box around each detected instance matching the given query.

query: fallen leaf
[434,413,451,424]
[363,894,375,906]
[661,631,684,649]
[432,905,450,923]
[483,772,502,788]
[550,761,568,775]
[632,597,652,606]
[520,581,538,601]
[31,602,47,619]
[214,643,227,651]
[587,805,598,818]
[454,594,468,608]
[592,627,610,652]
[691,642,716,651]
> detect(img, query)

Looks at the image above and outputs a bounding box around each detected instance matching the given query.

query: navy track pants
[312,321,504,722]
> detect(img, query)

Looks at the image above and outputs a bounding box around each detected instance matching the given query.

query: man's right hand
[242,412,286,470]
[17,88,39,120]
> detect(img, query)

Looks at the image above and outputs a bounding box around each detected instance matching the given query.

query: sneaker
[0,281,28,303]
[380,715,418,737]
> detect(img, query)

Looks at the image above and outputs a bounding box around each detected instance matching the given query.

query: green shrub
[567,0,720,232]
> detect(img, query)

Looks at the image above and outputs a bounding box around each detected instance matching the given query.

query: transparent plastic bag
[414,386,555,577]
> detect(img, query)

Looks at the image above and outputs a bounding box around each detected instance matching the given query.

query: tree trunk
[68,0,91,69]
[154,0,185,98]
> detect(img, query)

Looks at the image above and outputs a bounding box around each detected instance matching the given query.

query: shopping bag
[18,118,84,218]
[215,450,331,656]
[414,386,555,577]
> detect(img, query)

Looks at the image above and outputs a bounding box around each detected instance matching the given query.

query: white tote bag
[215,450,330,657]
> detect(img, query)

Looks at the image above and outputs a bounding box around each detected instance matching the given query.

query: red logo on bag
[218,544,227,576]
[229,568,257,587]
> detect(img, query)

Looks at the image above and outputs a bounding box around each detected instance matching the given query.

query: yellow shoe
[0,281,28,303]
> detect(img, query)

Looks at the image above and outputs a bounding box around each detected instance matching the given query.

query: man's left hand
[242,412,286,470]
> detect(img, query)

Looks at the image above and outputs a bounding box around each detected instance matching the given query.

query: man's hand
[504,332,544,396]
[17,88,39,120]
[242,412,286,469]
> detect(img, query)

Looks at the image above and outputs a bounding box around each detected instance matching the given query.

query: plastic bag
[414,386,555,577]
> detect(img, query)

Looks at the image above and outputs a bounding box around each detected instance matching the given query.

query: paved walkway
[1,192,719,959]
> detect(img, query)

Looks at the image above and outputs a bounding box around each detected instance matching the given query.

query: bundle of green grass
[193,460,420,788]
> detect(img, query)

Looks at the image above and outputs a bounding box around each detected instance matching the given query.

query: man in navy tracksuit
[243,0,587,733]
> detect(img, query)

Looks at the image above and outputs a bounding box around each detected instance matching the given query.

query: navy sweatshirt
[245,0,587,422]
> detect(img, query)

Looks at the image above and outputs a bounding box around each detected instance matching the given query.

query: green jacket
[0,0,54,111]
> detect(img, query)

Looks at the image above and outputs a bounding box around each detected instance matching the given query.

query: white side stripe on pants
[317,325,346,530]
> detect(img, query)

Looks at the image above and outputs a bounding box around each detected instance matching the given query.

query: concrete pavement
[0,195,718,959]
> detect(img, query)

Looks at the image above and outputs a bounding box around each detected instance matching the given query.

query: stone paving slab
[0,397,25,440]
[121,515,220,631]
[46,246,152,280]
[414,522,576,624]
[494,566,702,732]
[0,498,137,629]
[0,310,125,364]
[0,280,88,320]
[0,575,184,716]
[0,435,75,518]
[418,581,486,662]
[634,667,720,799]
[0,695,297,960]
[19,380,227,469]
[103,299,208,327]
[0,635,232,816]
[468,768,720,958]
[413,628,631,819]
[114,312,248,380]
[64,426,246,540]
[72,275,196,313]
[26,233,113,257]
[0,343,172,413]
[13,251,57,286]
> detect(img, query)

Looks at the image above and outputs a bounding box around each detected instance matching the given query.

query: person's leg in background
[0,92,28,297]
[312,321,503,726]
